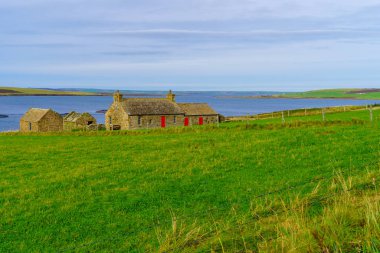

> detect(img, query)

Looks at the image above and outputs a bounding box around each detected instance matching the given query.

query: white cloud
[2,0,380,22]
[1,0,380,89]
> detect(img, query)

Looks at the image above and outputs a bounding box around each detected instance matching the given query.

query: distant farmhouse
[20,108,63,132]
[105,90,219,130]
[63,111,97,131]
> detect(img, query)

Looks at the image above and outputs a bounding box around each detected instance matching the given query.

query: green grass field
[275,88,380,100]
[1,110,380,252]
[0,87,97,96]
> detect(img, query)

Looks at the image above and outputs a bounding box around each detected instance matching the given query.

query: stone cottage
[20,108,63,132]
[105,90,219,130]
[63,111,97,131]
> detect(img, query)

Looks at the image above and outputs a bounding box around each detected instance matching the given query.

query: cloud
[1,0,380,90]
[97,28,354,36]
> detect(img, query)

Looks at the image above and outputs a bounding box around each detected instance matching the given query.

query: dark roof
[177,103,218,116]
[121,98,184,115]
[20,108,51,122]
[63,111,95,122]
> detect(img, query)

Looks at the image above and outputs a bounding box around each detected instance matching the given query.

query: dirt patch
[0,89,22,94]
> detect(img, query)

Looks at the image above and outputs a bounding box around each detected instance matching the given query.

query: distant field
[1,110,380,251]
[0,87,98,96]
[274,88,380,100]
[228,103,380,123]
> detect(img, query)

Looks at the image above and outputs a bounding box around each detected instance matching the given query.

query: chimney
[166,90,176,102]
[113,90,123,102]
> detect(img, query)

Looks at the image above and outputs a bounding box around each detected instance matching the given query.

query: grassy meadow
[274,88,380,100]
[0,87,96,96]
[1,109,380,252]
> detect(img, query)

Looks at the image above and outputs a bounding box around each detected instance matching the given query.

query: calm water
[0,91,379,132]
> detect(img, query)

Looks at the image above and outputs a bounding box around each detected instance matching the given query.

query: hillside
[0,87,99,96]
[273,88,380,100]
[1,109,380,251]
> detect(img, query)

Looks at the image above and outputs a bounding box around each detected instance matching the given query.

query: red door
[184,117,189,126]
[161,116,166,128]
[199,117,203,125]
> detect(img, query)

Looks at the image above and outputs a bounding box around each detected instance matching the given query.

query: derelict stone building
[20,108,63,132]
[105,90,219,130]
[63,111,97,131]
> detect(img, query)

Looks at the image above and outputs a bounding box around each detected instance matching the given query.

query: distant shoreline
[218,95,380,100]
[0,93,165,97]
[0,94,107,97]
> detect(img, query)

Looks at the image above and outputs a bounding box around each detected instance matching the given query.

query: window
[28,122,32,131]
[138,116,142,126]
[149,119,152,125]
[173,116,176,124]
[109,116,112,124]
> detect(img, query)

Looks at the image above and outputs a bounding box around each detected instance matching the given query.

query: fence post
[288,110,290,117]
[282,111,285,124]
[322,109,325,122]
[304,108,307,116]
[370,105,373,122]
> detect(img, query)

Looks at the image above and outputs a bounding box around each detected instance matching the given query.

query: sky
[1,0,380,91]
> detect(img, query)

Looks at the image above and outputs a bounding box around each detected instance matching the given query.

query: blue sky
[1,0,380,91]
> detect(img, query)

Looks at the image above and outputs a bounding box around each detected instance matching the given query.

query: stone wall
[20,121,38,132]
[105,102,129,130]
[128,115,185,130]
[38,111,63,132]
[63,121,79,131]
[186,115,219,126]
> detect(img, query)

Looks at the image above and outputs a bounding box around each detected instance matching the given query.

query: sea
[1,91,379,132]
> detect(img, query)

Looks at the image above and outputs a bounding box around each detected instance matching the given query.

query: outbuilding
[63,111,97,131]
[20,108,63,132]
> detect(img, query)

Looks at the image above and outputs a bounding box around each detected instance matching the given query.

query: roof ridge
[29,108,50,110]
[177,102,208,104]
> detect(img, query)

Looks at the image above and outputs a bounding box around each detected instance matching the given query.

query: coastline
[0,94,107,97]
[217,95,380,100]
[0,93,164,97]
